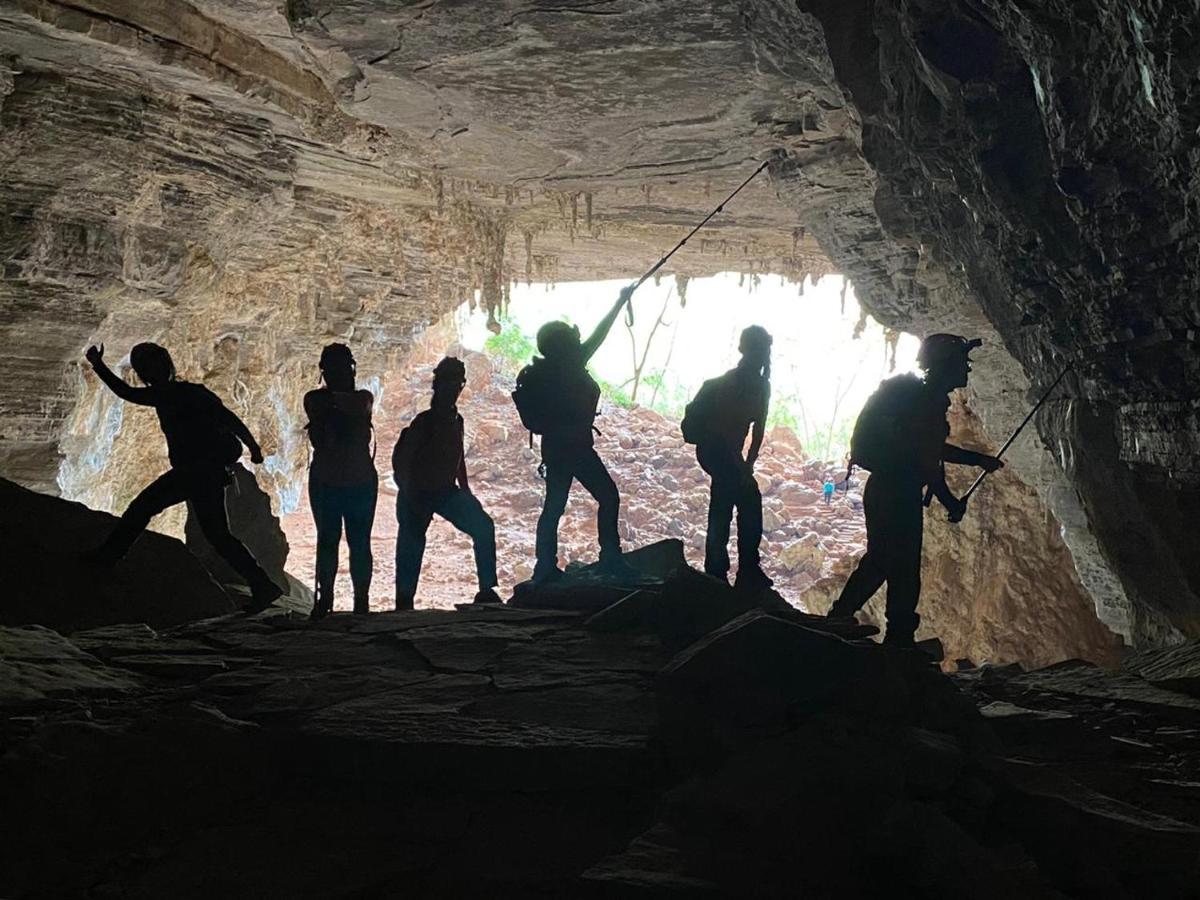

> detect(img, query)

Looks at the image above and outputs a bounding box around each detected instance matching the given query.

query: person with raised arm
[512,286,638,585]
[82,342,283,612]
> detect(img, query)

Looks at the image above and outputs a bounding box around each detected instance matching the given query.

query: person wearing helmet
[526,286,637,585]
[82,341,283,612]
[685,325,774,589]
[392,357,501,608]
[827,333,1002,647]
[304,343,378,618]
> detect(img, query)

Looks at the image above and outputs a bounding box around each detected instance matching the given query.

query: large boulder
[587,566,791,649]
[0,478,236,630]
[185,463,289,590]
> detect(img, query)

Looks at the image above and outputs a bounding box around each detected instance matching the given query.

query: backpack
[391,411,463,489]
[849,374,927,473]
[680,376,723,445]
[512,356,600,437]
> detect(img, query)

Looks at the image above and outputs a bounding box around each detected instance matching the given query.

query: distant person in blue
[82,342,283,612]
[823,480,835,505]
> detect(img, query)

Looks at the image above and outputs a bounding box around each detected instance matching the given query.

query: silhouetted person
[828,334,1003,646]
[514,287,637,585]
[82,342,283,611]
[304,343,377,619]
[392,357,501,609]
[681,325,773,589]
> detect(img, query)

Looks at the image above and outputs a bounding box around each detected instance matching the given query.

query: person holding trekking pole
[827,334,1003,646]
[513,286,639,585]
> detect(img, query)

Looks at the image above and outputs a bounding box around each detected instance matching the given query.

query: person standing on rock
[392,357,501,608]
[81,342,284,613]
[513,287,639,585]
[304,343,378,619]
[680,325,773,590]
[827,333,1003,647]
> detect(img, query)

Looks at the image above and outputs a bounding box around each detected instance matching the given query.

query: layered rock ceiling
[1,1,1197,645]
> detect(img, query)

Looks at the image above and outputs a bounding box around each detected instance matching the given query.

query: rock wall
[785,0,1200,643]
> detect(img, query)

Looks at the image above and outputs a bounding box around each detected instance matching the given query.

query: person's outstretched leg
[534,465,573,581]
[92,470,187,562]
[343,480,378,614]
[828,476,889,618]
[395,493,434,609]
[573,449,621,559]
[438,489,500,603]
[697,446,735,580]
[191,470,280,608]
[310,482,343,615]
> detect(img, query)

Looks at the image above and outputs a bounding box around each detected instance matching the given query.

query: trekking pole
[961,364,1073,503]
[623,158,772,325]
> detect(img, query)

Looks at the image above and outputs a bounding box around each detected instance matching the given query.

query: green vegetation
[479,318,857,462]
[483,318,537,374]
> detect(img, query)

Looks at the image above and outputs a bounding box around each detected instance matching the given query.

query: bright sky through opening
[458,272,919,460]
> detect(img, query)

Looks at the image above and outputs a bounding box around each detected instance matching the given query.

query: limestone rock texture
[0,0,1194,648]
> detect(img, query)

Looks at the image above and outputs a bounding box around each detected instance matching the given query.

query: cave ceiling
[1,0,1198,646]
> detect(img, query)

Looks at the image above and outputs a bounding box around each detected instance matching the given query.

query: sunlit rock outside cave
[2,0,1200,896]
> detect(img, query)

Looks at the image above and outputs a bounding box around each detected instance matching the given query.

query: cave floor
[5,598,1200,897]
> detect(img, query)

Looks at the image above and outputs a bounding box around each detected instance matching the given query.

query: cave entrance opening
[281,271,920,612]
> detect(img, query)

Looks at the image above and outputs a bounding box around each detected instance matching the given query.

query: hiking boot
[882,631,917,649]
[243,579,284,615]
[395,592,415,611]
[531,564,565,586]
[353,593,370,615]
[473,587,504,605]
[734,564,773,592]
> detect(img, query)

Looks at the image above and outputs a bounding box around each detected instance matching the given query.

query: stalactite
[852,306,869,340]
[883,328,900,371]
[584,192,593,234]
[523,229,534,283]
